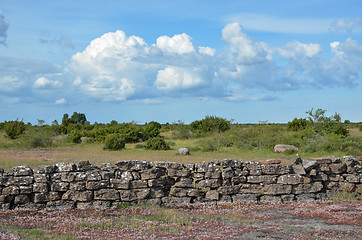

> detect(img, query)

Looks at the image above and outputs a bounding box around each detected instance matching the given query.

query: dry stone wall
[0,157,361,210]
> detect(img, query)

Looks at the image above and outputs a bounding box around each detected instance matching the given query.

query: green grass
[0,223,77,240]
[328,191,362,201]
[0,125,361,169]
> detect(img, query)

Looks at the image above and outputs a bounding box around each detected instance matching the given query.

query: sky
[0,0,362,124]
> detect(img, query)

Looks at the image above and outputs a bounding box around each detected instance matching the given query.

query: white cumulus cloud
[33,77,61,89]
[278,41,322,60]
[68,29,224,101]
[61,23,362,104]
[156,33,195,54]
[155,66,204,91]
[222,23,271,64]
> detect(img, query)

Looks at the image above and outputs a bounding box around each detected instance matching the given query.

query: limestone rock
[94,189,119,201]
[274,144,298,153]
[176,148,190,155]
[13,166,32,176]
[264,184,292,195]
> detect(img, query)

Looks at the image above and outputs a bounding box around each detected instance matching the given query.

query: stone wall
[0,157,361,210]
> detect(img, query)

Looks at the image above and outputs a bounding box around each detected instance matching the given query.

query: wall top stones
[0,157,361,210]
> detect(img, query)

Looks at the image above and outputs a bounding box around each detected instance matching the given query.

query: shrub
[190,116,230,135]
[68,131,82,143]
[21,127,53,148]
[144,137,170,150]
[4,120,26,139]
[145,121,161,139]
[103,134,126,151]
[287,118,308,131]
[171,121,191,139]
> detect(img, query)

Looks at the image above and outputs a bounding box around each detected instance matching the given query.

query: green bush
[4,120,26,139]
[287,118,308,131]
[190,116,230,135]
[103,134,126,151]
[145,121,161,139]
[144,137,170,150]
[68,131,82,143]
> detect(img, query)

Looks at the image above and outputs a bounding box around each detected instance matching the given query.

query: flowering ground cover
[0,200,361,240]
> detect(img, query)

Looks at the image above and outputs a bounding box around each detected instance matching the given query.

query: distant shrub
[145,121,161,139]
[4,120,26,139]
[287,118,308,131]
[190,116,230,135]
[144,137,170,150]
[68,131,82,143]
[170,120,191,139]
[21,127,53,148]
[103,134,125,151]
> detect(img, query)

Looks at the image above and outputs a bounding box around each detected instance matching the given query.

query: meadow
[0,111,361,169]
[0,112,361,239]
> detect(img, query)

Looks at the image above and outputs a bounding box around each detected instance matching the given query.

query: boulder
[274,144,298,153]
[176,148,190,155]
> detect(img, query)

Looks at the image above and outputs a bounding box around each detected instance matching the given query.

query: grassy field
[0,125,360,169]
[0,139,354,170]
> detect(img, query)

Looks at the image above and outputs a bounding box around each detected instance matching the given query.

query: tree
[71,112,87,125]
[305,108,348,136]
[306,108,327,123]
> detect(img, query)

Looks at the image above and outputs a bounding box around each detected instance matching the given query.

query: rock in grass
[274,144,299,153]
[176,148,190,155]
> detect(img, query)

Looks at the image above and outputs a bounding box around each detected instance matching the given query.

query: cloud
[222,23,271,64]
[0,11,9,45]
[277,41,322,60]
[3,23,361,107]
[330,18,362,33]
[68,30,224,101]
[275,38,362,89]
[198,46,215,56]
[155,66,204,91]
[55,98,67,104]
[0,56,64,103]
[40,32,75,49]
[33,77,61,89]
[0,76,22,92]
[156,33,195,54]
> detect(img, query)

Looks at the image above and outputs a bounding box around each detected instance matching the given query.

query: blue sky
[0,0,361,124]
